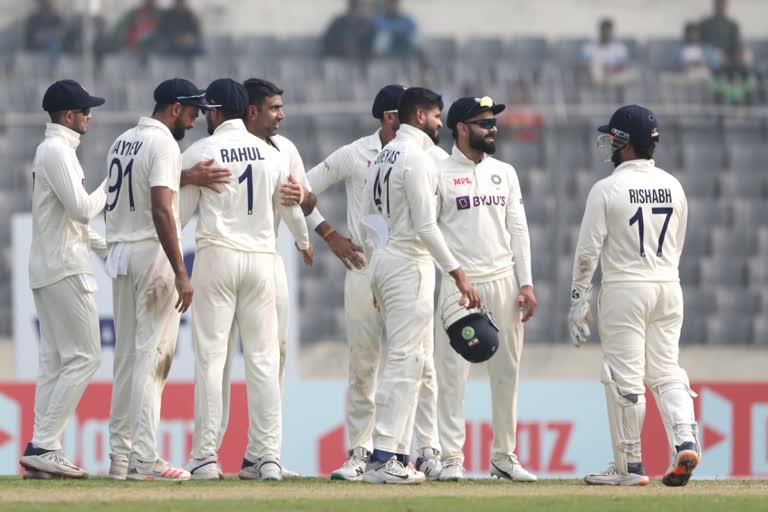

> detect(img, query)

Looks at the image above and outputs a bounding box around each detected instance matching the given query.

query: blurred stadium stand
[0,31,766,346]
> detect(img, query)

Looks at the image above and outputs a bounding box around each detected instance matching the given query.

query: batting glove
[568,285,592,348]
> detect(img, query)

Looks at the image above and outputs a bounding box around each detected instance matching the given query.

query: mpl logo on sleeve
[0,393,21,475]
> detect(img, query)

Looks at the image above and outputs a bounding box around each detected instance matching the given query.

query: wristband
[322,228,336,241]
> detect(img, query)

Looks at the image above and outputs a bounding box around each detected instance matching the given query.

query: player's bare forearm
[316,221,365,270]
[180,159,231,192]
[301,192,317,216]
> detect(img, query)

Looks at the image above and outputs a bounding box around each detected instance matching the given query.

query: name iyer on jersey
[220,146,266,163]
[374,148,400,165]
[629,188,672,204]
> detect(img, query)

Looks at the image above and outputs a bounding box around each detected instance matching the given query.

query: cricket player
[181,79,311,481]
[569,105,699,487]
[360,87,480,484]
[434,96,537,483]
[305,85,445,480]
[105,78,214,481]
[19,80,108,480]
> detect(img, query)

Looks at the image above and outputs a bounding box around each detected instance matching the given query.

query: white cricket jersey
[362,123,459,272]
[437,146,532,285]
[572,159,687,290]
[180,119,309,253]
[29,123,107,289]
[268,134,311,234]
[306,130,383,246]
[105,117,182,245]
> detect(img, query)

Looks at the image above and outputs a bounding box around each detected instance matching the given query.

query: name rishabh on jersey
[572,159,688,289]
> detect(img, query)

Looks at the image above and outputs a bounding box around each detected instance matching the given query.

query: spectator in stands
[24,0,65,56]
[580,18,635,85]
[699,0,741,64]
[157,0,204,57]
[112,0,161,54]
[499,80,544,144]
[322,0,374,59]
[713,46,762,105]
[679,22,720,80]
[372,0,420,58]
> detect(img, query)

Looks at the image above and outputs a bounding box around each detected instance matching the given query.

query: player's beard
[172,117,187,141]
[469,129,496,155]
[206,115,215,135]
[424,120,440,145]
[611,149,623,167]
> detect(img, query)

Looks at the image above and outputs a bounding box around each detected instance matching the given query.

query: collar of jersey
[212,118,246,135]
[613,158,655,174]
[451,144,488,167]
[138,116,175,138]
[397,123,435,150]
[45,122,81,149]
[366,129,383,152]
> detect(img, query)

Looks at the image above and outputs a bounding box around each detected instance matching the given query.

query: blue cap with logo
[372,84,407,119]
[447,96,505,131]
[153,78,214,111]
[598,104,660,147]
[42,79,105,112]
[205,78,248,115]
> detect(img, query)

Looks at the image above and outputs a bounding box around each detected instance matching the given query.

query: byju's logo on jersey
[456,196,471,210]
[0,393,20,475]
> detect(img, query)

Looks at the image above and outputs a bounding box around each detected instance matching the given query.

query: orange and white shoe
[126,458,191,481]
[662,442,699,487]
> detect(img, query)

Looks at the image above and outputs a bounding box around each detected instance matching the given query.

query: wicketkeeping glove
[568,285,593,348]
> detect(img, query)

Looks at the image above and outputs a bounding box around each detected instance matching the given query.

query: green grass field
[1,477,767,512]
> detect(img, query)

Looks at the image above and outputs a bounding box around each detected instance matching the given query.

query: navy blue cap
[205,78,248,115]
[153,78,213,111]
[598,104,660,147]
[42,79,105,112]
[372,84,407,119]
[447,96,505,130]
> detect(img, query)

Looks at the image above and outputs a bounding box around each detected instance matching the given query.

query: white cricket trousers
[369,250,435,454]
[31,274,101,450]
[214,254,288,453]
[598,282,697,448]
[109,241,180,463]
[191,246,281,461]
[435,274,524,463]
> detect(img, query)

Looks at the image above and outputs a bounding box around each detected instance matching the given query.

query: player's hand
[451,269,481,310]
[517,285,537,323]
[174,272,193,313]
[372,293,380,311]
[280,175,305,206]
[183,159,231,192]
[297,242,314,267]
[568,286,592,347]
[326,231,365,270]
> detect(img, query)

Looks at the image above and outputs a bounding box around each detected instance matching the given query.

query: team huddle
[20,76,699,487]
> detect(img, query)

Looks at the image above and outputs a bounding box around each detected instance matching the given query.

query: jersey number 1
[238,164,253,215]
[629,206,673,257]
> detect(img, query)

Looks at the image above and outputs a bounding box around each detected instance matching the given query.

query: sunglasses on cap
[464,117,497,130]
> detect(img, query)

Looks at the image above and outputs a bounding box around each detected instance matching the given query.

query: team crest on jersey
[491,174,502,185]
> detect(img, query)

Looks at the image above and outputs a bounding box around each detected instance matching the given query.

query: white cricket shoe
[126,458,191,481]
[363,456,424,485]
[281,467,301,480]
[438,458,465,481]
[238,457,260,480]
[20,449,88,479]
[258,455,283,481]
[415,448,442,481]
[186,456,224,480]
[584,463,650,486]
[108,454,129,480]
[490,454,537,482]
[330,447,369,481]
[22,469,59,480]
